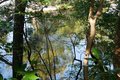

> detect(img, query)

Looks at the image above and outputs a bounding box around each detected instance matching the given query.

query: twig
[45,35,51,77]
[69,32,82,80]
[47,36,56,80]
[75,58,82,80]
[37,49,53,80]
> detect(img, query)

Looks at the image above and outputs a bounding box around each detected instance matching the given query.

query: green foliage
[22,70,39,80]
[0,74,3,80]
[0,0,118,79]
[9,77,18,80]
[30,59,37,66]
[42,0,51,5]
[91,47,100,59]
[86,55,120,80]
[14,64,39,80]
[85,58,97,62]
[0,21,12,32]
[112,68,120,73]
[0,42,13,53]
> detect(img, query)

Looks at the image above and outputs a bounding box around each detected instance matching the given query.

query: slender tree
[83,0,104,79]
[13,0,27,79]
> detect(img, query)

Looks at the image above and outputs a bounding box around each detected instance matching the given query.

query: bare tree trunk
[13,1,26,79]
[83,0,104,79]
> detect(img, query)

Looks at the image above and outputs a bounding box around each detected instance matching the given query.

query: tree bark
[83,0,104,79]
[13,0,26,79]
[114,0,120,79]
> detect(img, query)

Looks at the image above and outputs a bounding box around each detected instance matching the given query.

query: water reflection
[0,9,87,80]
[0,31,86,79]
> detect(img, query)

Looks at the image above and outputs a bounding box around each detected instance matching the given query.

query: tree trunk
[114,1,120,79]
[13,1,26,80]
[83,0,104,79]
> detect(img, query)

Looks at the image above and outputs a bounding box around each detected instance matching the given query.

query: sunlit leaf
[91,47,100,59]
[26,75,39,79]
[25,70,38,76]
[7,23,9,27]
[65,6,68,9]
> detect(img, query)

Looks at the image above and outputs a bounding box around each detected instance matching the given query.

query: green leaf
[5,48,9,53]
[20,64,27,71]
[91,47,100,59]
[25,70,38,76]
[99,65,104,72]
[18,11,21,14]
[47,0,51,3]
[0,74,3,80]
[9,77,18,80]
[102,55,111,61]
[22,0,27,1]
[23,47,26,52]
[59,10,62,15]
[31,60,37,66]
[7,23,9,27]
[112,68,120,73]
[94,72,107,80]
[85,58,97,61]
[108,73,117,80]
[14,13,19,15]
[25,75,39,79]
[65,6,68,9]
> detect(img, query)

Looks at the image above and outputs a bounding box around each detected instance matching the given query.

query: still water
[0,31,86,80]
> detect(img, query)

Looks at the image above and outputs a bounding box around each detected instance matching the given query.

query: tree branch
[94,0,104,19]
[88,0,95,19]
[0,0,9,4]
[0,57,12,66]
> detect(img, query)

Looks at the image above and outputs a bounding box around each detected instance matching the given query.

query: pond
[0,3,87,79]
[0,30,86,80]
